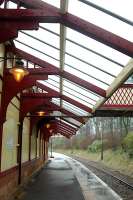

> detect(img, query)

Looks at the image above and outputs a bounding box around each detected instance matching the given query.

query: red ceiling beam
[63,119,80,128]
[101,104,133,109]
[57,123,76,134]
[36,82,92,113]
[4,0,133,57]
[22,93,60,98]
[0,29,18,43]
[57,123,76,132]
[121,84,133,88]
[6,47,60,74]
[27,100,83,124]
[10,0,57,9]
[56,120,77,132]
[9,47,105,97]
[33,103,62,112]
[57,128,74,136]
[6,66,59,76]
[57,126,76,136]
[49,102,84,123]
[62,95,92,113]
[62,14,133,57]
[0,21,39,31]
[20,98,50,120]
[63,71,106,97]
[0,9,61,23]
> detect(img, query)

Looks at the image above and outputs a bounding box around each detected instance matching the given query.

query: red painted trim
[57,128,75,136]
[0,21,39,31]
[11,0,58,9]
[121,84,133,88]
[56,120,77,132]
[7,47,60,75]
[0,29,17,43]
[0,156,44,179]
[0,8,61,23]
[20,98,51,120]
[61,118,80,128]
[0,165,18,178]
[37,82,92,113]
[22,93,60,98]
[63,71,106,97]
[7,0,133,57]
[8,47,105,97]
[57,124,77,133]
[102,104,133,108]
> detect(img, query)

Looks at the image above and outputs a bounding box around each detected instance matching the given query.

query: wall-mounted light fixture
[46,123,50,129]
[37,111,45,116]
[9,59,29,82]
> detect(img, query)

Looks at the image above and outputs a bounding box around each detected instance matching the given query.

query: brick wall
[0,157,45,200]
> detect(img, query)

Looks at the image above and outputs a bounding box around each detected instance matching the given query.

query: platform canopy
[0,0,133,135]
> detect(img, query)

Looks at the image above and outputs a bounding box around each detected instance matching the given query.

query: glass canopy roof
[9,0,132,127]
[68,0,133,42]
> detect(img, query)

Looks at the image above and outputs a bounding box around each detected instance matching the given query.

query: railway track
[72,156,133,200]
[87,161,133,190]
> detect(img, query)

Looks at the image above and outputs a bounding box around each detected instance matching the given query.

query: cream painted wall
[40,139,43,156]
[0,44,4,75]
[22,117,30,163]
[37,131,40,158]
[30,126,36,160]
[0,44,5,104]
[1,97,20,171]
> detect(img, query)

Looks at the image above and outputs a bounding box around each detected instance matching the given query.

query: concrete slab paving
[16,153,122,200]
[19,157,85,200]
[58,153,122,200]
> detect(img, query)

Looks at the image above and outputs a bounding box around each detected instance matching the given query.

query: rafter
[56,120,77,132]
[0,29,17,43]
[7,47,106,97]
[2,0,133,57]
[36,82,92,113]
[56,119,77,130]
[21,93,60,98]
[57,128,75,136]
[61,119,80,129]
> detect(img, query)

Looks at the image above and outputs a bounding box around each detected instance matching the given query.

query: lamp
[37,111,45,116]
[9,59,29,82]
[46,123,50,129]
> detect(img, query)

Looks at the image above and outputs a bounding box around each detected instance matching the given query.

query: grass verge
[56,149,133,178]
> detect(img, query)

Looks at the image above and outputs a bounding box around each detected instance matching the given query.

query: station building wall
[0,44,49,200]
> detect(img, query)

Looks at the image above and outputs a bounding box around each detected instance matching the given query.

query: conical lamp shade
[9,60,29,82]
[37,111,45,116]
[46,123,51,129]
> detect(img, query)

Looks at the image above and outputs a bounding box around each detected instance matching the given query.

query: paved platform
[19,156,85,200]
[18,153,122,200]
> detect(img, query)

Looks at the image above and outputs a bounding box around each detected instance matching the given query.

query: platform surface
[19,153,122,200]
[20,155,85,200]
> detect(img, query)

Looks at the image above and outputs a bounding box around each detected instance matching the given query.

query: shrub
[123,132,133,158]
[88,139,107,153]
